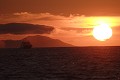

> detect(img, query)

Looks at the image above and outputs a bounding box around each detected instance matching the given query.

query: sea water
[0,47,120,80]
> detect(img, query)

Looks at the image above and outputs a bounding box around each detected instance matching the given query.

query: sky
[0,0,120,46]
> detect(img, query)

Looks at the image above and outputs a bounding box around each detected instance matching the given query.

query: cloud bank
[0,12,93,35]
[0,12,120,46]
[0,23,54,35]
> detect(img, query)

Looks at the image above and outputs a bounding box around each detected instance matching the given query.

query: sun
[92,22,112,41]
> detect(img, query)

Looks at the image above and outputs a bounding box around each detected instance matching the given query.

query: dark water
[0,47,120,80]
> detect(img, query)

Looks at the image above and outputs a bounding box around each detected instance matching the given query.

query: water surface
[0,47,120,80]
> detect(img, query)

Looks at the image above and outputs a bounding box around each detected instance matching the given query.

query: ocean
[0,47,120,80]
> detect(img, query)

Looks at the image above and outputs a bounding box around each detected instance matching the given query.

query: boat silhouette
[20,40,32,49]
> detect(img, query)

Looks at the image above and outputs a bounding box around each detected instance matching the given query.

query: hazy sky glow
[0,0,120,46]
[1,0,120,16]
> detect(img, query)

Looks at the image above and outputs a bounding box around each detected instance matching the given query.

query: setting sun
[93,22,112,41]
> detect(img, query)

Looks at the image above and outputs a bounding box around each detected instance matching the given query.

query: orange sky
[0,0,120,46]
[0,0,120,16]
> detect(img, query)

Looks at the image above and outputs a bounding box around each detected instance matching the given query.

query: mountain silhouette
[0,35,73,48]
[23,35,73,47]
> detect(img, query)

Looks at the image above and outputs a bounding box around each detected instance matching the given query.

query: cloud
[61,27,92,33]
[0,23,54,35]
[0,12,119,41]
[0,12,92,36]
[0,12,85,28]
[1,12,118,37]
[0,12,120,46]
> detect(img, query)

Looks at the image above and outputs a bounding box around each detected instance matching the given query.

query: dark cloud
[23,17,62,23]
[0,23,54,35]
[61,27,92,33]
[35,17,63,21]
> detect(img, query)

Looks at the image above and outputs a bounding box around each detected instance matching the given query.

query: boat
[20,40,32,49]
